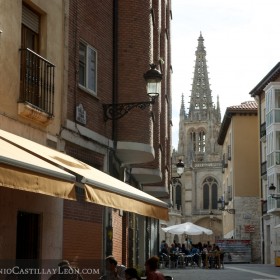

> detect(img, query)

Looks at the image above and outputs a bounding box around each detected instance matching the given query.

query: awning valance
[0,138,76,199]
[84,185,168,220]
[0,129,168,220]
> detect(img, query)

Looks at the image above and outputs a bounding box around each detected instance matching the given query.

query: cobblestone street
[159,264,280,280]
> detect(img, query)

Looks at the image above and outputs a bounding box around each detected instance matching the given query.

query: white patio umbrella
[161,222,213,235]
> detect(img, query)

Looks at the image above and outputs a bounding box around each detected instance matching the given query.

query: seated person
[161,243,169,255]
[159,243,170,267]
[48,260,83,280]
[169,243,178,267]
[125,268,140,280]
[190,245,200,266]
[105,256,126,280]
[169,243,177,254]
[181,244,190,255]
[145,256,165,280]
[201,244,208,268]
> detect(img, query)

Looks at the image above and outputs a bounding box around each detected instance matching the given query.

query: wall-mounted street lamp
[269,183,280,199]
[171,159,185,183]
[217,198,235,214]
[103,64,163,121]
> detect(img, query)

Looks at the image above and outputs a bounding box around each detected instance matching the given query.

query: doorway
[16,211,40,279]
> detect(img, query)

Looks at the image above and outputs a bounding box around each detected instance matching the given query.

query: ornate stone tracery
[170,33,223,244]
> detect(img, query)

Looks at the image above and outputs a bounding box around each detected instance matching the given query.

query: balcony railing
[19,48,55,116]
[193,161,223,169]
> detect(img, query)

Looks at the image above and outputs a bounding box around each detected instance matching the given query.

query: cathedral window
[198,130,205,152]
[203,184,209,209]
[190,131,196,152]
[175,184,182,210]
[203,177,218,210]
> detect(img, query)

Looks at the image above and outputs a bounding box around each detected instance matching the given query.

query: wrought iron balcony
[19,48,55,122]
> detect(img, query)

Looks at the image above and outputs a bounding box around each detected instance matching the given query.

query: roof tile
[228,100,258,110]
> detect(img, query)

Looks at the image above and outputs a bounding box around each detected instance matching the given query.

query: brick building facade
[62,0,172,269]
[0,0,172,277]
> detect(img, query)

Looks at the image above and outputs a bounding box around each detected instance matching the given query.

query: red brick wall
[63,142,105,277]
[63,199,104,279]
[65,142,104,170]
[68,0,113,138]
[112,210,124,265]
[65,0,172,270]
[116,1,153,144]
[123,0,172,187]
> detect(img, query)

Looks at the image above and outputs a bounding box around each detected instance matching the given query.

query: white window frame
[79,41,97,96]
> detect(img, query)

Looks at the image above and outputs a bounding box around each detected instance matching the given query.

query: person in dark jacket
[48,260,83,280]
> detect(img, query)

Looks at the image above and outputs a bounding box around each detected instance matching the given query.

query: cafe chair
[177,254,186,268]
[159,253,170,269]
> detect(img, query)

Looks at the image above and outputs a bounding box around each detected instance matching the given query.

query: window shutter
[22,5,39,34]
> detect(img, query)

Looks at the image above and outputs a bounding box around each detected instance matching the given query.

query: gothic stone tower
[172,33,223,244]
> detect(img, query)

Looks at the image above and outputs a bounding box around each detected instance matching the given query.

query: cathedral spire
[216,95,221,122]
[188,33,213,121]
[180,93,185,115]
[196,31,206,54]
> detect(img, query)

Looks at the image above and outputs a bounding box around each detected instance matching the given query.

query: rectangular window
[79,42,97,94]
[266,111,273,127]
[266,89,273,113]
[22,5,39,52]
[275,90,280,123]
[275,89,280,108]
[267,132,273,168]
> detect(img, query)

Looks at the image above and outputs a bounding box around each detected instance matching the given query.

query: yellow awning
[0,138,76,199]
[84,185,168,220]
[0,129,168,220]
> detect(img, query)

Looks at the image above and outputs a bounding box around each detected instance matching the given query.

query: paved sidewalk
[159,264,280,280]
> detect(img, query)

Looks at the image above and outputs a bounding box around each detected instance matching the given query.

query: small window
[22,5,39,52]
[79,42,97,94]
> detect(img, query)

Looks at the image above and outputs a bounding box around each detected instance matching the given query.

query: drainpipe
[258,95,265,264]
[103,0,119,260]
[112,0,118,147]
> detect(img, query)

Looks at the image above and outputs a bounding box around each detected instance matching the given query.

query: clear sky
[171,0,280,150]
